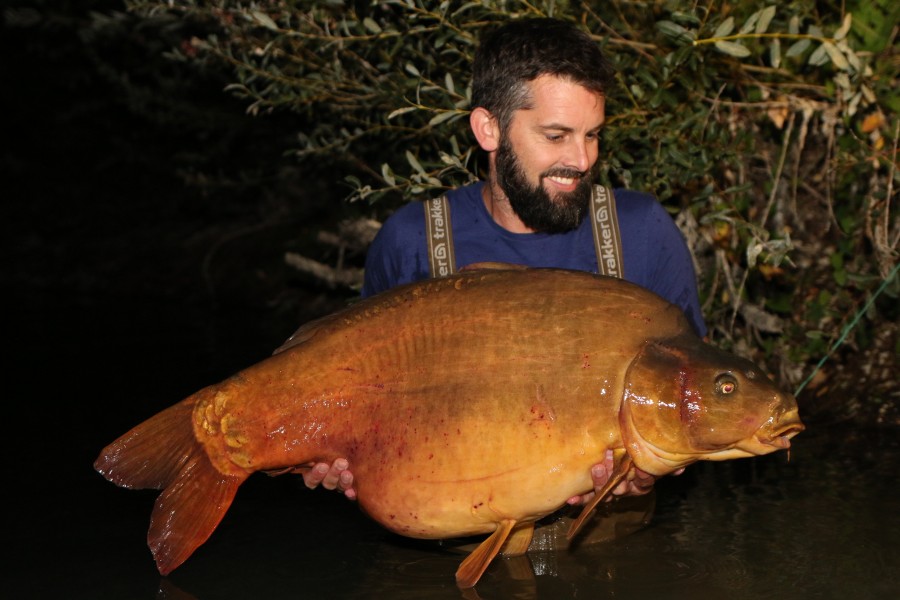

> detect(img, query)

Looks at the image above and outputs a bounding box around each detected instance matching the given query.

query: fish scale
[95,265,803,588]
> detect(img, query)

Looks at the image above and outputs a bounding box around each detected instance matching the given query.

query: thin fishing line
[794,261,900,397]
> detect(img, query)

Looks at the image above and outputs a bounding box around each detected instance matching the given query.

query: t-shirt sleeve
[361,220,401,298]
[361,203,429,298]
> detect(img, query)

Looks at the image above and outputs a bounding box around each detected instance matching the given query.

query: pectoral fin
[455,519,517,588]
[567,454,634,541]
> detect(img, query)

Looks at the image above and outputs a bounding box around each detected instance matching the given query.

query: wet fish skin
[94,267,803,587]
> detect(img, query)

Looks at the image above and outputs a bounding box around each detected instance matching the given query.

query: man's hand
[303,458,357,501]
[566,449,683,506]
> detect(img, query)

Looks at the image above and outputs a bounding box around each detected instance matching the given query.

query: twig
[284,252,364,289]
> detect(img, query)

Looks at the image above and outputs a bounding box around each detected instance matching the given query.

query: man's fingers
[337,468,357,500]
[567,491,594,505]
[321,458,349,490]
[590,463,609,487]
[303,463,330,489]
[303,459,350,490]
[611,479,630,496]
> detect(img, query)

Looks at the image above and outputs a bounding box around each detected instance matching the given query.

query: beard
[495,136,593,234]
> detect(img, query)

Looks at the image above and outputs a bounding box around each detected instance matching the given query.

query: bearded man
[303,18,705,536]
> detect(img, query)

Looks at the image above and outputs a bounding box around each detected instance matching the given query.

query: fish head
[620,334,804,475]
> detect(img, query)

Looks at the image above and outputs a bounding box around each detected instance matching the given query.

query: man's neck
[481,181,534,234]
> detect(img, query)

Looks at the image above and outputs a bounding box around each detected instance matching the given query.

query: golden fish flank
[94,266,803,588]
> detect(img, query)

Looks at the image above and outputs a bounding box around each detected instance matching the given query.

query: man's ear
[470,107,500,152]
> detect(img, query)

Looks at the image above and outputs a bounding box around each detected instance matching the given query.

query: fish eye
[716,373,738,395]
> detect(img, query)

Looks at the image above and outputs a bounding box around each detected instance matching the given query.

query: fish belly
[198,269,688,535]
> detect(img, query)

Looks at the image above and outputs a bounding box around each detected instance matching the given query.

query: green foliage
[123,0,898,399]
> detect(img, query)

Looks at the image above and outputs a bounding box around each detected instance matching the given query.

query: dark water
[9,293,899,599]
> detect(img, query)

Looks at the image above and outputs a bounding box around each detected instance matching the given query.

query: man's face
[494,75,605,233]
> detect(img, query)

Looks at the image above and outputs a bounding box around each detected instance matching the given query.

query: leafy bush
[122,0,898,416]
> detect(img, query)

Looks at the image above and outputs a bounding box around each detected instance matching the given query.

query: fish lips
[738,416,805,453]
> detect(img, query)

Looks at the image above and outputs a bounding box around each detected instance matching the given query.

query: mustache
[541,167,588,180]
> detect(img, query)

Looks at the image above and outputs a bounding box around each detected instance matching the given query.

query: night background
[5,2,364,596]
[3,1,898,598]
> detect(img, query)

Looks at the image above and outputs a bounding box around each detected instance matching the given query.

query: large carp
[95,266,803,588]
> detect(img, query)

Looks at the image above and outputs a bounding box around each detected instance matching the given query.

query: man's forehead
[517,76,606,127]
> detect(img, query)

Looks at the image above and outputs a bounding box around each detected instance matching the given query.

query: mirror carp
[95,266,804,588]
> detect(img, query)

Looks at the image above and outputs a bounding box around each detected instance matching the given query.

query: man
[303,18,704,519]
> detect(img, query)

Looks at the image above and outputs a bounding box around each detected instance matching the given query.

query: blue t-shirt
[362,181,707,337]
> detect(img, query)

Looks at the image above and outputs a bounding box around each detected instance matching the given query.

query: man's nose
[563,139,593,172]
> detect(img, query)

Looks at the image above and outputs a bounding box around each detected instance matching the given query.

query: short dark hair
[472,18,616,131]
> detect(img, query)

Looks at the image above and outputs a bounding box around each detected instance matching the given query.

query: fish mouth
[737,414,806,456]
[742,418,805,453]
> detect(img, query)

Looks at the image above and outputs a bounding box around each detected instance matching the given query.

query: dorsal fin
[567,453,634,541]
[272,312,345,355]
[460,262,529,272]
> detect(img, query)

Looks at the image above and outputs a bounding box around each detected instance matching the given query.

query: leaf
[839,39,861,72]
[808,43,829,66]
[251,11,279,31]
[770,38,782,68]
[363,17,382,34]
[406,150,425,174]
[738,11,759,35]
[739,10,760,34]
[381,163,396,186]
[387,106,417,120]
[834,13,853,40]
[345,175,361,188]
[428,111,459,126]
[444,72,455,96]
[657,20,695,43]
[860,84,876,103]
[789,15,800,35]
[405,63,420,77]
[847,91,862,117]
[439,151,463,168]
[223,83,250,93]
[747,242,764,268]
[786,39,811,57]
[756,6,776,34]
[822,41,849,70]
[714,17,734,38]
[834,72,851,91]
[671,12,701,27]
[715,40,751,57]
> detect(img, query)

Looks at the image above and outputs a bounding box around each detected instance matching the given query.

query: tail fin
[94,397,247,575]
